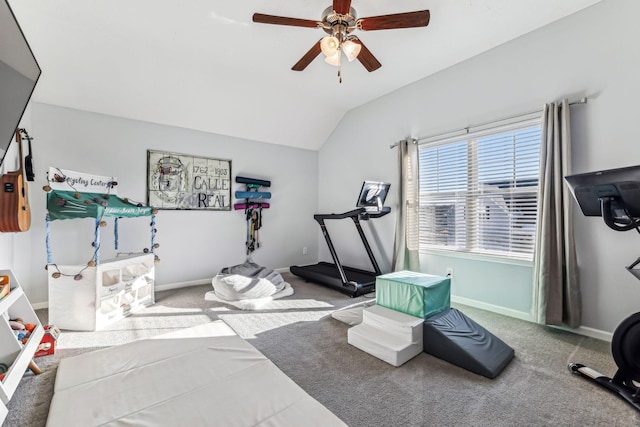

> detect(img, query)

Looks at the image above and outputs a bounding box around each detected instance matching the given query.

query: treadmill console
[356,181,391,213]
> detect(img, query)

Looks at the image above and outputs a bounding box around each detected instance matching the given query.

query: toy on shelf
[9,317,35,345]
[0,275,9,300]
[34,325,59,357]
[234,176,271,255]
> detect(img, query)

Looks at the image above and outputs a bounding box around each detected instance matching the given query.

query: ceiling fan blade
[359,10,430,31]
[253,13,320,28]
[353,38,381,72]
[292,40,322,71]
[333,0,352,15]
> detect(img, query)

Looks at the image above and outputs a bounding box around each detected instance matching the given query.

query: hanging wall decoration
[234,176,271,256]
[147,150,231,210]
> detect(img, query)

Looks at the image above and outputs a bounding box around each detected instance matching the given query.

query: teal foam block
[376,271,450,319]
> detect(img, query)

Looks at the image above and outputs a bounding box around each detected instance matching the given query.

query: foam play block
[235,176,271,187]
[376,271,450,319]
[348,323,423,367]
[235,191,271,200]
[348,305,423,367]
[362,305,423,343]
[422,308,514,379]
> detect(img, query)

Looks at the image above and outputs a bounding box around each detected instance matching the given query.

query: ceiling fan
[253,0,430,80]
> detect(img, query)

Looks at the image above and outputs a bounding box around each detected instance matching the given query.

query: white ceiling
[9,0,600,151]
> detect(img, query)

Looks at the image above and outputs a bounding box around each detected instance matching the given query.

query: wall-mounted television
[565,164,640,231]
[0,0,41,166]
[356,180,391,212]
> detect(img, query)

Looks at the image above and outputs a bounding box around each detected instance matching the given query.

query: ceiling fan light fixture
[342,39,361,62]
[324,49,341,66]
[253,4,431,74]
[320,36,339,57]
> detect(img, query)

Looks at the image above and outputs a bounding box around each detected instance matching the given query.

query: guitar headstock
[14,128,35,181]
[17,128,33,141]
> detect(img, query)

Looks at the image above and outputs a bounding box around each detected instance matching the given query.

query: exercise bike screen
[565,164,640,217]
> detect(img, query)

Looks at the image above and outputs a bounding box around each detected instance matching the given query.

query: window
[418,119,541,260]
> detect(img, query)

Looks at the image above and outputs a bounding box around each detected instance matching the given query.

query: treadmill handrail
[314,206,390,223]
[361,206,391,219]
[312,206,388,286]
[314,208,366,222]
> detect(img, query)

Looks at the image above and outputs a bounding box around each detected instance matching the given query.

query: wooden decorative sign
[147,150,231,210]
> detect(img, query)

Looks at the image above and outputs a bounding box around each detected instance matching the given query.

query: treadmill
[290,181,391,297]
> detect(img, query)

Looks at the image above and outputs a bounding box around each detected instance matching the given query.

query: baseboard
[32,301,48,310]
[155,278,211,292]
[550,324,613,342]
[31,275,615,342]
[451,295,613,342]
[159,268,291,290]
[451,295,533,322]
[31,271,291,309]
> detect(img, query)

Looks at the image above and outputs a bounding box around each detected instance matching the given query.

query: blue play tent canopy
[44,168,157,265]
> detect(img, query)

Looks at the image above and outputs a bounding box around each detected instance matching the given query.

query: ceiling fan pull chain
[337,46,343,83]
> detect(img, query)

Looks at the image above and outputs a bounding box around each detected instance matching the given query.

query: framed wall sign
[147,150,231,210]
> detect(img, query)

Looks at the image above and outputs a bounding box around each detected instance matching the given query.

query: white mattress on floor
[46,321,347,427]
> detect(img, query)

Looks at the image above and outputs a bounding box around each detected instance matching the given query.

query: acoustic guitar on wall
[0,129,31,232]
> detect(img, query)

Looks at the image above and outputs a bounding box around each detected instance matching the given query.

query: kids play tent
[44,168,158,265]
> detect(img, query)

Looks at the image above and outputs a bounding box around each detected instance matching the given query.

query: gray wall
[319,0,639,334]
[0,103,319,305]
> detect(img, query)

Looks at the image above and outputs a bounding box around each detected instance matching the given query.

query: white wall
[319,0,640,334]
[1,102,319,305]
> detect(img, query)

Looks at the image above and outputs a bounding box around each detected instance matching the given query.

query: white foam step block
[362,304,423,342]
[348,323,423,367]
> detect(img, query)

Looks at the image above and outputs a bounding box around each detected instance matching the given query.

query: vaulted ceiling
[9,0,601,151]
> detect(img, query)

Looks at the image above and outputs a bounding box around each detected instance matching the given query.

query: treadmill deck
[290,262,376,297]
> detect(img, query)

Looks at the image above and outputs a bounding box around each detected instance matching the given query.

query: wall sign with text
[147,150,231,210]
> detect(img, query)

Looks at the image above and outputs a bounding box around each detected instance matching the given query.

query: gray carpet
[4,272,639,426]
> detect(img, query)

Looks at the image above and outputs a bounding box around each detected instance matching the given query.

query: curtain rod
[389,97,588,149]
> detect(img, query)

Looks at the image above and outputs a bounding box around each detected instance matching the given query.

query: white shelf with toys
[1,400,7,425]
[0,269,44,408]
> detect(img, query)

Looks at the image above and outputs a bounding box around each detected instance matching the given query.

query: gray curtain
[392,138,421,271]
[533,99,581,327]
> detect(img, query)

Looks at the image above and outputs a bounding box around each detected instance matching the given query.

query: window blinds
[418,120,541,259]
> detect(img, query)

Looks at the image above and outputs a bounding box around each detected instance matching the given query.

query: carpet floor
[4,272,639,426]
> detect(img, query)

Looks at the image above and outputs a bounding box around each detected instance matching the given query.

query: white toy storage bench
[48,253,155,331]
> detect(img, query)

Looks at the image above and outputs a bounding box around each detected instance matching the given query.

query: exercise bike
[565,166,640,412]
